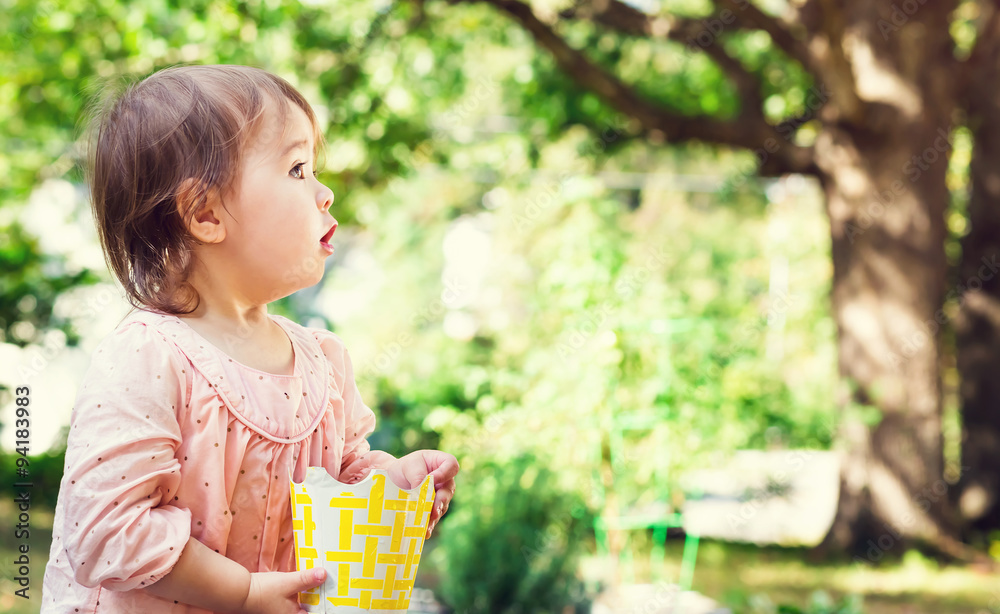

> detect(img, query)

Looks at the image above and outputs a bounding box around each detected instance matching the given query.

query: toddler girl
[41,64,459,614]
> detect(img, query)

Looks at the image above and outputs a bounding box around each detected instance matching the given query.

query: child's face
[221,101,337,301]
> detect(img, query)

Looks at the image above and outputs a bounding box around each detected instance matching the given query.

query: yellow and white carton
[290,467,436,613]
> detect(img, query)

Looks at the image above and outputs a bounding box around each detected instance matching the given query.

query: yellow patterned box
[290,467,436,613]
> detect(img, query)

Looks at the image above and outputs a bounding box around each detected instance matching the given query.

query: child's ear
[176,178,227,245]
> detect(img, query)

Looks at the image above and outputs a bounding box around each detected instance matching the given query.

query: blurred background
[2,0,999,612]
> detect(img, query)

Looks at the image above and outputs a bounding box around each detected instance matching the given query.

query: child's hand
[240,567,326,614]
[385,450,460,539]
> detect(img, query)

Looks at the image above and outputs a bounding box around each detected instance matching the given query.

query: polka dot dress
[42,308,396,612]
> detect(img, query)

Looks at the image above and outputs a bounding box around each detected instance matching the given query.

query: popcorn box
[290,467,436,613]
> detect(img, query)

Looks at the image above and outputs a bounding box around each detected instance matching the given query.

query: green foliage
[0,222,100,348]
[340,146,838,516]
[778,592,865,614]
[4,2,844,610]
[426,453,592,614]
[0,447,66,509]
[725,590,864,614]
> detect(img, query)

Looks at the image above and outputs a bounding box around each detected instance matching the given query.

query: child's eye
[290,163,306,179]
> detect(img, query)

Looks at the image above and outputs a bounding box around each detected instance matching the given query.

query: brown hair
[85,64,324,315]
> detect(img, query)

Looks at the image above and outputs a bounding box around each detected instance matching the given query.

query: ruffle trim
[126,309,333,444]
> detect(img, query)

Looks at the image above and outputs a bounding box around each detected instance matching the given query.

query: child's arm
[60,323,192,591]
[143,536,325,614]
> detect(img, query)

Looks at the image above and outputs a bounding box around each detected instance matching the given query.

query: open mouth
[320,222,338,254]
[320,222,337,244]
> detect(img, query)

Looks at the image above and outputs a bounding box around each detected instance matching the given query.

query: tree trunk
[462,0,972,551]
[956,25,1000,534]
[815,2,961,554]
[819,123,955,553]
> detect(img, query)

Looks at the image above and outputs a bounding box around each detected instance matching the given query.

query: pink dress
[41,308,395,613]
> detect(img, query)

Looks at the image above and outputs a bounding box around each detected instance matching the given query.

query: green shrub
[428,453,592,614]
[727,591,864,614]
[0,448,65,510]
[778,591,864,614]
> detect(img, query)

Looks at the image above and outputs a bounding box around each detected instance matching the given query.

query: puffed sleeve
[60,321,192,591]
[312,329,396,482]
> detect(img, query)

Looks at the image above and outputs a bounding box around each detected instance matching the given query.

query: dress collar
[126,308,331,443]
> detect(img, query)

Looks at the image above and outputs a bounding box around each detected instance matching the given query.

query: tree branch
[562,0,817,75]
[558,0,661,37]
[559,0,852,120]
[715,0,816,72]
[706,0,865,124]
[559,0,859,128]
[474,0,816,174]
[694,33,766,115]
[786,0,824,41]
[560,0,765,117]
[668,0,861,125]
[811,0,866,122]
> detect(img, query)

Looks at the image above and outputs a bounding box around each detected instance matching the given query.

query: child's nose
[318,185,334,211]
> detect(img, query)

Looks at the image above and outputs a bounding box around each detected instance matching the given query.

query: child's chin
[271,258,328,295]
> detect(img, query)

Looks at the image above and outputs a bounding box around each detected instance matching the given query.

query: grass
[579,535,1000,614]
[0,500,54,614]
[4,504,998,614]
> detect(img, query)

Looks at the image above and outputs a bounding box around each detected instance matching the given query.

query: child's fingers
[291,567,326,593]
[432,482,455,518]
[424,497,450,539]
[428,455,461,485]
